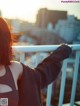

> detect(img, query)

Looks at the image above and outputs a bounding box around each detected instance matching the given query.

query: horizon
[0,0,80,22]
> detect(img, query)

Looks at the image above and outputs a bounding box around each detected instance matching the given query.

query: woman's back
[0,61,23,106]
[0,17,72,106]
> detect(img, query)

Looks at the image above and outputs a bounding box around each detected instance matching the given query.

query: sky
[0,0,80,22]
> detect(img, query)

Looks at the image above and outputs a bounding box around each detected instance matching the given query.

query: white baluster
[58,59,68,106]
[46,83,53,106]
[70,51,80,106]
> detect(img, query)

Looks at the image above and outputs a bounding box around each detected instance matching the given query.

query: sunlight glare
[0,0,42,22]
[0,0,80,22]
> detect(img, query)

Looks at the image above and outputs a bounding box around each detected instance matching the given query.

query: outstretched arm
[34,44,72,88]
[20,44,72,89]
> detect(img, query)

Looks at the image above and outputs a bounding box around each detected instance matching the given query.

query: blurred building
[30,27,65,44]
[54,15,80,43]
[19,34,37,44]
[36,8,67,28]
[20,21,34,33]
[25,53,48,68]
[11,19,21,33]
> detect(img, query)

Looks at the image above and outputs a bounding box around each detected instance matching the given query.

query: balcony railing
[12,44,80,106]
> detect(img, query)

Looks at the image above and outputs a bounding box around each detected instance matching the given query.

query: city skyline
[0,0,80,22]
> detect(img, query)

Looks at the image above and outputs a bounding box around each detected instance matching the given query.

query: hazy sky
[0,0,80,22]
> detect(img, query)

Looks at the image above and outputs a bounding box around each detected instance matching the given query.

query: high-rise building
[54,15,80,43]
[36,8,67,28]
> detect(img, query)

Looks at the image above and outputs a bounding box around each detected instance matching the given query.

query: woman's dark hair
[0,17,12,66]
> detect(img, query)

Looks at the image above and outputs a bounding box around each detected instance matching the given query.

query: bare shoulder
[11,61,23,69]
[10,61,23,75]
[9,61,23,88]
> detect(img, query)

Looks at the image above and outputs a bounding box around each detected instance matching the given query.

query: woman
[0,17,72,106]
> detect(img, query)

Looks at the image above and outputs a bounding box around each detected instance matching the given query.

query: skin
[0,18,23,93]
[0,61,23,92]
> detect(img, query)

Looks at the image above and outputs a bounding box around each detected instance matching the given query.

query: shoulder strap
[5,66,17,91]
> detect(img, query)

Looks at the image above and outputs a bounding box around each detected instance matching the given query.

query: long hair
[0,17,12,66]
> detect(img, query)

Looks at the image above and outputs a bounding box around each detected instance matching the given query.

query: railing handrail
[12,44,80,52]
[12,44,80,106]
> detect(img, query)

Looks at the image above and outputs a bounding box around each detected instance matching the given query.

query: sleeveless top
[0,66,19,106]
